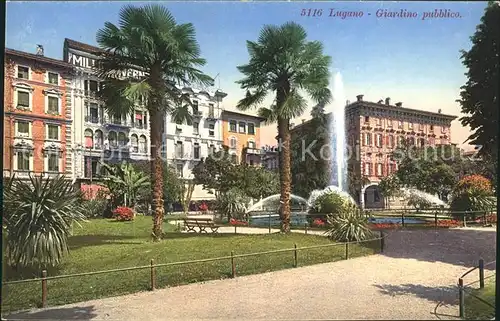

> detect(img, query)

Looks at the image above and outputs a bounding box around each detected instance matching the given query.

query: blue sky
[6,1,488,148]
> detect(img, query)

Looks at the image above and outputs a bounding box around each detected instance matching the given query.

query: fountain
[327,72,348,192]
[399,188,447,207]
[307,185,356,208]
[246,194,309,226]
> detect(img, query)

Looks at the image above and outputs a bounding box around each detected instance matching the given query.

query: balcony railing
[85,116,101,124]
[132,122,148,130]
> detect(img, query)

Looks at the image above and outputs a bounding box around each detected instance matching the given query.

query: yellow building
[220,110,265,165]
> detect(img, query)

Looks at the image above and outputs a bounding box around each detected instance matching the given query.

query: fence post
[293,243,298,268]
[463,212,467,227]
[479,258,485,289]
[434,211,438,227]
[401,211,405,227]
[231,251,236,278]
[234,225,237,234]
[268,213,271,234]
[41,270,47,308]
[304,223,308,235]
[345,243,349,260]
[458,278,465,318]
[380,231,385,253]
[150,259,156,291]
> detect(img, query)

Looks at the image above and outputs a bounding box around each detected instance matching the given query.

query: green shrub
[81,191,108,218]
[215,188,250,220]
[311,191,346,215]
[325,202,373,242]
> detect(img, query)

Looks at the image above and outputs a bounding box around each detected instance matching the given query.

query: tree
[457,1,499,179]
[235,22,332,232]
[101,162,150,208]
[96,4,213,241]
[235,165,280,200]
[378,175,402,209]
[291,104,330,198]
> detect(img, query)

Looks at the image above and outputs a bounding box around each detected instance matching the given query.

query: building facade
[4,47,74,179]
[63,39,150,190]
[346,95,457,208]
[261,145,279,170]
[220,110,265,166]
[164,88,228,200]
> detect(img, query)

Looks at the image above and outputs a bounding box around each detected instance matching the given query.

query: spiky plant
[3,175,86,269]
[325,203,373,242]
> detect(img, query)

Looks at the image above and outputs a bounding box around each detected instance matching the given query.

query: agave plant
[325,202,373,242]
[101,162,150,208]
[216,188,250,221]
[3,175,86,269]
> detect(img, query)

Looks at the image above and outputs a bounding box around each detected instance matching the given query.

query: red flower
[230,218,248,226]
[199,202,209,212]
[312,219,325,227]
[112,206,134,221]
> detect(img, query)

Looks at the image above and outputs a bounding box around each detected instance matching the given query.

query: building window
[47,124,59,140]
[364,133,372,146]
[17,91,30,109]
[17,151,31,171]
[139,135,147,153]
[441,126,447,133]
[85,129,94,148]
[249,159,254,166]
[47,96,59,114]
[16,121,30,137]
[364,163,371,176]
[376,134,382,147]
[248,140,256,148]
[108,131,117,148]
[248,123,255,135]
[193,143,200,159]
[175,141,183,158]
[192,100,198,114]
[376,118,381,126]
[364,116,369,123]
[229,120,237,132]
[17,66,29,79]
[131,134,139,153]
[118,132,127,146]
[209,144,216,155]
[208,124,215,137]
[430,125,434,131]
[176,163,183,177]
[95,130,103,149]
[208,103,214,117]
[48,72,59,85]
[84,156,101,178]
[47,152,60,172]
[388,135,394,148]
[193,122,199,135]
[418,138,426,147]
[398,136,405,147]
[230,137,237,149]
[377,163,383,176]
[398,121,403,129]
[387,119,393,128]
[238,121,246,133]
[84,80,99,96]
[419,123,424,131]
[409,122,413,130]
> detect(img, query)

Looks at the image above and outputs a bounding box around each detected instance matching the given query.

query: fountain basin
[368,217,426,224]
[249,212,309,226]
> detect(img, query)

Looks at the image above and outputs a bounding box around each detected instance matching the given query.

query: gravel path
[5,227,496,320]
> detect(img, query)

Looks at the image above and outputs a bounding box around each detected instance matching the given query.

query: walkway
[5,228,496,320]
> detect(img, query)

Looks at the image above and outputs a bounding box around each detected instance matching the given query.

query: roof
[347,100,457,120]
[5,48,73,69]
[221,110,267,122]
[64,38,103,54]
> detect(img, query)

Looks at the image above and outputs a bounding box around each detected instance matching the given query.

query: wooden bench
[183,217,221,233]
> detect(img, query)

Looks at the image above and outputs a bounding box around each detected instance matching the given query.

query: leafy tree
[291,104,330,198]
[3,175,86,269]
[378,175,402,209]
[235,22,332,232]
[450,174,495,218]
[96,4,213,241]
[235,165,280,199]
[101,162,150,208]
[457,1,499,177]
[347,170,370,204]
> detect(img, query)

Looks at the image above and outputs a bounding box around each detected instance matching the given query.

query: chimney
[345,100,350,106]
[301,119,306,124]
[36,44,44,56]
[438,109,442,114]
[385,97,391,105]
[395,102,402,107]
[356,94,363,102]
[377,99,383,104]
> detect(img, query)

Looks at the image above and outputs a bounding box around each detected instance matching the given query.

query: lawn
[2,216,381,313]
[464,279,496,320]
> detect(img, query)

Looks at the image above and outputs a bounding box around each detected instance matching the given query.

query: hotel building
[4,47,74,179]
[221,110,265,166]
[63,38,150,191]
[163,88,228,201]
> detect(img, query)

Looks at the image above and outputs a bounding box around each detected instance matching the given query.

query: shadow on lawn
[5,305,98,320]
[69,235,143,249]
[382,228,496,269]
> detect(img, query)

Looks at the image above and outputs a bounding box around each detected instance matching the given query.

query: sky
[6,1,489,150]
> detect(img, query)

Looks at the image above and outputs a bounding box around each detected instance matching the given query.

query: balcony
[132,122,148,130]
[85,115,101,124]
[245,147,263,155]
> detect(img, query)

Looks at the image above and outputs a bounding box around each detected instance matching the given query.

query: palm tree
[95,5,213,241]
[101,162,150,208]
[235,22,332,232]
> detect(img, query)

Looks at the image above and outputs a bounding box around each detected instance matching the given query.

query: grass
[2,216,380,313]
[464,279,496,320]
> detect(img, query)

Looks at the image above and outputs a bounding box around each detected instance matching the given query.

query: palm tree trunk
[278,117,292,233]
[150,109,165,241]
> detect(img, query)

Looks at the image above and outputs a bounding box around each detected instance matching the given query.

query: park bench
[182,217,221,233]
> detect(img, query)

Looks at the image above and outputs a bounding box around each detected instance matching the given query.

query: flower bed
[230,218,248,226]
[112,206,135,221]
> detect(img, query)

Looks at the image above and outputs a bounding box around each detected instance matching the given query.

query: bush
[325,202,373,242]
[112,207,135,221]
[311,191,347,215]
[81,191,108,218]
[406,193,432,212]
[215,188,249,220]
[3,175,86,269]
[450,175,495,218]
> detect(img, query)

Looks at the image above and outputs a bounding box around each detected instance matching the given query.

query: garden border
[2,232,385,310]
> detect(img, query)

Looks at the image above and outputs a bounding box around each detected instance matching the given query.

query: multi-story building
[221,110,265,166]
[290,95,457,209]
[164,87,228,201]
[4,47,74,179]
[63,39,150,192]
